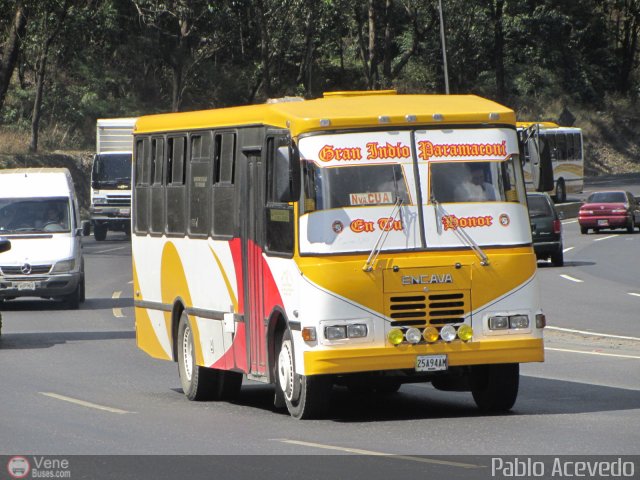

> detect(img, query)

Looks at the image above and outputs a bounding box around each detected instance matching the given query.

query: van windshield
[0,197,70,233]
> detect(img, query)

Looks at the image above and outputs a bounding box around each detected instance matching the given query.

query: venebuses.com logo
[6,456,71,479]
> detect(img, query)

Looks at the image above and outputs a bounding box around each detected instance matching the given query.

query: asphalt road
[0,184,639,477]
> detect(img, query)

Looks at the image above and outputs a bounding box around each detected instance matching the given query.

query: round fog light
[457,324,473,341]
[388,328,404,345]
[405,327,421,344]
[440,325,456,342]
[423,326,439,343]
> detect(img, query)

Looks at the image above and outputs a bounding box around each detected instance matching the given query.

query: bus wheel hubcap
[278,340,294,401]
[182,326,193,381]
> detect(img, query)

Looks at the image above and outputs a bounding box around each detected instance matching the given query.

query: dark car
[578,190,640,234]
[527,192,563,266]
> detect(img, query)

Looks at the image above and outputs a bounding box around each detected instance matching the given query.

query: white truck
[90,118,136,241]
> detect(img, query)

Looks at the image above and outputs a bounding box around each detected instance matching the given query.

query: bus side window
[166,136,187,235]
[188,132,212,237]
[149,137,165,235]
[134,137,150,234]
[265,138,294,256]
[211,132,237,238]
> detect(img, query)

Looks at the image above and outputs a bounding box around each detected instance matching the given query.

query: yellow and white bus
[518,122,584,203]
[132,91,545,419]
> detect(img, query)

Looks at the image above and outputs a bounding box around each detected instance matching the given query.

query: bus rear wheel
[471,363,519,412]
[277,329,331,419]
[555,179,566,204]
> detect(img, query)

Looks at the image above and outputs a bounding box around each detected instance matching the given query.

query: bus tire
[177,311,220,401]
[555,179,566,204]
[471,363,519,412]
[277,329,331,419]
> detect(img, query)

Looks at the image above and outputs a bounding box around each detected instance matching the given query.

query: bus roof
[135,91,516,137]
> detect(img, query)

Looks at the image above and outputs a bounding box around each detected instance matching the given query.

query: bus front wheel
[277,329,331,419]
[471,363,519,412]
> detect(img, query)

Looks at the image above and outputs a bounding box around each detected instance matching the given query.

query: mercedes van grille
[1,265,51,275]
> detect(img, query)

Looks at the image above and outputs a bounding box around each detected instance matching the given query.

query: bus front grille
[386,291,469,326]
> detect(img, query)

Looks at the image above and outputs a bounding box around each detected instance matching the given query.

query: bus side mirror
[275,144,301,203]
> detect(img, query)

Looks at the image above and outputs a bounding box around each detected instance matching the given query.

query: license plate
[415,354,448,372]
[119,208,131,216]
[597,219,609,226]
[16,281,36,291]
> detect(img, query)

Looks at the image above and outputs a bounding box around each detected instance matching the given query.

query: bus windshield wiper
[362,197,403,272]
[431,195,490,266]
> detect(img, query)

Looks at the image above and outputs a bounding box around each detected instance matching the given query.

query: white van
[0,168,85,308]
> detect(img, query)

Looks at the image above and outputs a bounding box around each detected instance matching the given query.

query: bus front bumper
[303,338,544,376]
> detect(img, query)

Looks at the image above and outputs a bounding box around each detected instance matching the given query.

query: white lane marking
[546,347,640,360]
[112,291,124,318]
[40,392,132,414]
[560,274,583,283]
[276,439,482,469]
[128,280,133,284]
[628,293,640,298]
[562,220,578,224]
[94,246,129,254]
[562,246,574,253]
[594,234,618,242]
[546,326,640,341]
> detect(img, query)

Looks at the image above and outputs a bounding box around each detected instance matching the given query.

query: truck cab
[90,118,136,241]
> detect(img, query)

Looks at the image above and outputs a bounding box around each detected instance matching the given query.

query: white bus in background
[90,117,136,241]
[518,122,584,203]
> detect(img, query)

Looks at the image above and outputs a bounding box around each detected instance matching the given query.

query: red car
[578,190,640,234]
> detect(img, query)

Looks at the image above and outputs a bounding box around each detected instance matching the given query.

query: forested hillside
[1,0,640,175]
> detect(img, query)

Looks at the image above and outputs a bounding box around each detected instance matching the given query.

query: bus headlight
[405,327,421,344]
[489,316,509,330]
[423,326,439,343]
[440,325,456,342]
[388,328,404,345]
[346,324,367,339]
[325,324,368,341]
[457,324,473,341]
[509,315,529,329]
[325,326,347,340]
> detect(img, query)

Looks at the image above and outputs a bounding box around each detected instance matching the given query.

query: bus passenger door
[242,148,268,378]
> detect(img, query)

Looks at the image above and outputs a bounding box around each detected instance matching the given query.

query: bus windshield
[429,159,521,204]
[297,129,527,255]
[302,163,411,211]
